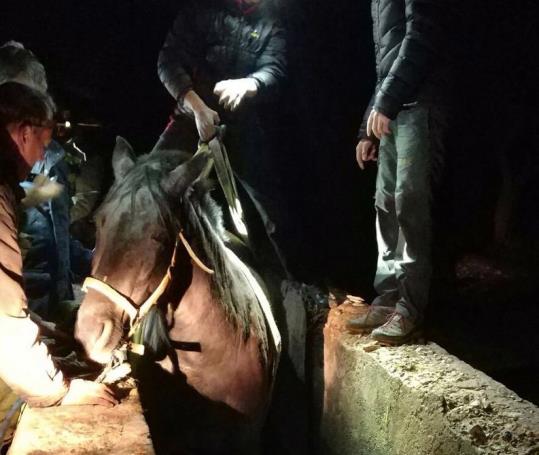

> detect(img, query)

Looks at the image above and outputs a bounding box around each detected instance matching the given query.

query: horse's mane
[182,180,268,360]
[100,149,269,361]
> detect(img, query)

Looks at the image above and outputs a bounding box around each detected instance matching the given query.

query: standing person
[0,82,117,407]
[155,0,289,276]
[347,0,443,344]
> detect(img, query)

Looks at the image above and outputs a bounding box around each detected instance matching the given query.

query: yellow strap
[179,231,215,275]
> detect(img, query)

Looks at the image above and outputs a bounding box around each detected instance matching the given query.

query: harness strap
[82,277,138,322]
[179,231,215,275]
[82,231,215,336]
[204,135,248,239]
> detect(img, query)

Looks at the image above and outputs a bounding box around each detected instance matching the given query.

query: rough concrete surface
[320,301,539,455]
[8,383,154,454]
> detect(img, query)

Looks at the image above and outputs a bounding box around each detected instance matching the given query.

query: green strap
[196,134,249,241]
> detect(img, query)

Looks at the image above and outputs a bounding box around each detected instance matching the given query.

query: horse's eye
[150,233,167,244]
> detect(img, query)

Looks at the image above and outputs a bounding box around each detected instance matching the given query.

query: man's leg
[373,128,400,305]
[348,129,399,332]
[372,106,432,343]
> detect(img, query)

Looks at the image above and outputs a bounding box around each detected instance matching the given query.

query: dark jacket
[361,0,442,134]
[21,141,74,313]
[158,0,286,107]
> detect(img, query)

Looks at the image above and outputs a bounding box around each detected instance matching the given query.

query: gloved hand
[183,90,221,142]
[21,174,63,208]
[61,379,118,407]
[213,78,258,112]
[355,138,379,170]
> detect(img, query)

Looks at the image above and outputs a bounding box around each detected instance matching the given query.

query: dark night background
[1,1,538,403]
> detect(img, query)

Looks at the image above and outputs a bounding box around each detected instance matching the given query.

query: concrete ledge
[321,302,539,455]
[8,382,154,454]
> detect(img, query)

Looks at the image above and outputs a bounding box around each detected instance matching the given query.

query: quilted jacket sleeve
[0,184,68,407]
[248,21,287,96]
[374,0,440,119]
[157,1,206,101]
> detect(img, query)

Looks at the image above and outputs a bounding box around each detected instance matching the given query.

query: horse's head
[75,137,210,363]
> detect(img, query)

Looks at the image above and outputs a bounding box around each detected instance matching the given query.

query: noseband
[82,231,214,338]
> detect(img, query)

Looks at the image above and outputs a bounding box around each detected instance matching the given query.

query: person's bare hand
[356,138,378,170]
[182,90,221,142]
[213,78,258,112]
[366,109,391,139]
[193,105,220,142]
[61,379,118,407]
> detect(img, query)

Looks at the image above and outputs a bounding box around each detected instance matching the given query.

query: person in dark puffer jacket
[347,0,445,344]
[155,0,289,277]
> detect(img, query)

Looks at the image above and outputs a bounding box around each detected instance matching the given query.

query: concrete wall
[320,301,539,455]
[8,383,154,455]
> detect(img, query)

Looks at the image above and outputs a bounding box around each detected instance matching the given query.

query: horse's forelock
[99,150,192,239]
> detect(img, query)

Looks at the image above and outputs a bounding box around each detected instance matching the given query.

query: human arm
[374,0,439,119]
[0,317,117,407]
[358,93,390,140]
[0,187,115,407]
[158,3,220,141]
[213,20,287,110]
[247,21,287,97]
[157,1,205,103]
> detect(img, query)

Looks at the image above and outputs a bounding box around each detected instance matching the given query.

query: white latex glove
[21,174,63,208]
[61,379,118,407]
[213,78,258,112]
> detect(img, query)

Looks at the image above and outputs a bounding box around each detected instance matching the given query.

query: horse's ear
[112,136,136,181]
[162,150,211,198]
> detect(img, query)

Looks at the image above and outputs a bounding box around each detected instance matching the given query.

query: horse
[74,137,280,454]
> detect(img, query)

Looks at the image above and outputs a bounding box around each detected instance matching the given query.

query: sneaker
[346,306,395,334]
[371,312,418,345]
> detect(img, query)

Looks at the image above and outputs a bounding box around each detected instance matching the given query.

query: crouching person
[0,82,117,407]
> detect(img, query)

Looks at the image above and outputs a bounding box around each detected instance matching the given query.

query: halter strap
[82,231,214,335]
[82,277,138,322]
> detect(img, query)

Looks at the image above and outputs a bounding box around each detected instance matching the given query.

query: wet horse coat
[75,138,278,452]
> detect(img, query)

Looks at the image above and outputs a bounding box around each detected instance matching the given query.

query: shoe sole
[371,329,425,346]
[346,324,382,335]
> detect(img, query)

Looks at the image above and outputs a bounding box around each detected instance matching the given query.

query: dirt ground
[428,253,539,406]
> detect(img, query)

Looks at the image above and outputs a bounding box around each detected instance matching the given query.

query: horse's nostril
[96,319,114,350]
[89,319,115,364]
